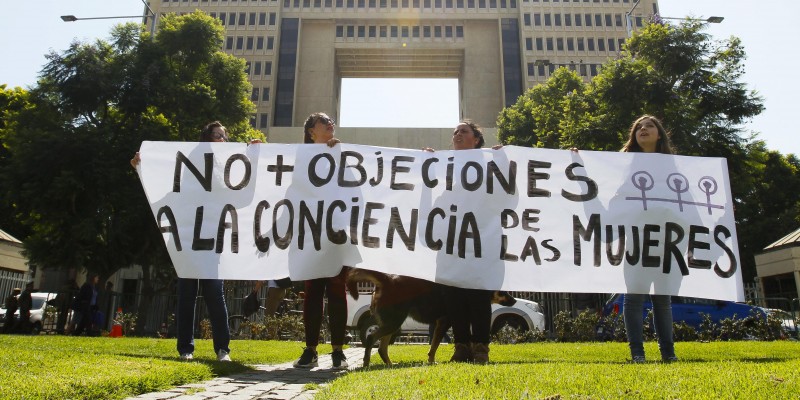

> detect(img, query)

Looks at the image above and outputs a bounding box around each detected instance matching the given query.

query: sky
[1,1,796,155]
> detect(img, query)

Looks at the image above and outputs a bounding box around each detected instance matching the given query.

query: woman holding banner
[130,121,232,362]
[621,115,678,363]
[292,112,350,370]
[425,120,498,364]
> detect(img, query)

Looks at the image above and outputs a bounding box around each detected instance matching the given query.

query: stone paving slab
[126,347,370,400]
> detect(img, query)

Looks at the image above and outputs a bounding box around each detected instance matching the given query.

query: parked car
[0,292,59,334]
[599,294,795,335]
[346,292,546,342]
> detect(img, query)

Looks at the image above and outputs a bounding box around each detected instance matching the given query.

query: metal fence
[33,283,268,337]
[0,270,28,303]
[7,273,798,340]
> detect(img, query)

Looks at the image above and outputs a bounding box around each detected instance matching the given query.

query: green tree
[495,20,797,282]
[0,85,34,238]
[0,12,258,332]
[733,143,800,281]
[497,67,589,149]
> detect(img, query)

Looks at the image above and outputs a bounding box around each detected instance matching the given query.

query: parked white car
[346,292,546,342]
[0,292,58,334]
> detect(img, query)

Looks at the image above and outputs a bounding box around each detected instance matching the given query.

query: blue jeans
[623,294,675,360]
[176,279,230,355]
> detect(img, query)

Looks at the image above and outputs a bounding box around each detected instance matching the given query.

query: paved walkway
[126,347,370,400]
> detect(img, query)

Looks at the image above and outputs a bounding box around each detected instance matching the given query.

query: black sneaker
[331,349,348,370]
[293,348,318,368]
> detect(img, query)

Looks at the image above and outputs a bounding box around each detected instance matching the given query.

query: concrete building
[148,0,659,145]
[755,227,800,307]
[0,228,29,298]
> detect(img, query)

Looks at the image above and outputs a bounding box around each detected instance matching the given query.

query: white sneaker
[179,353,193,361]
[217,349,231,362]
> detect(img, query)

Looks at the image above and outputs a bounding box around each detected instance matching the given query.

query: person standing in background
[2,288,20,334]
[72,275,99,336]
[54,279,78,334]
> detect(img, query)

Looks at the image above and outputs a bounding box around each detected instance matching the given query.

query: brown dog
[346,267,516,367]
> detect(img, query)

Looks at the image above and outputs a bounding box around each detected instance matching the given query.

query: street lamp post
[626,1,724,38]
[625,0,642,38]
[60,15,145,21]
[659,16,725,24]
[60,0,157,35]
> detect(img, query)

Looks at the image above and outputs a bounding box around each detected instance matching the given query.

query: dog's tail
[346,268,392,300]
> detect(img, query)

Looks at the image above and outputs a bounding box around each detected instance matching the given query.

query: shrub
[199,319,212,339]
[549,308,788,344]
[232,314,305,341]
[116,312,138,336]
[698,313,718,342]
[718,314,745,341]
[761,311,787,340]
[554,309,602,342]
[673,321,698,341]
[493,325,546,344]
[265,314,305,341]
[596,313,627,342]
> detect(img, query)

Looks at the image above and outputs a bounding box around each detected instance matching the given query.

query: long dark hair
[459,120,485,149]
[621,115,674,154]
[303,112,332,144]
[199,121,227,142]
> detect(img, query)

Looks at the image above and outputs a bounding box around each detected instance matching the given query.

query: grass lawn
[1,336,798,399]
[322,341,800,400]
[0,335,305,399]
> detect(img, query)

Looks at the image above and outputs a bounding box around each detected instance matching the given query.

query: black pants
[303,269,348,347]
[3,314,16,333]
[73,305,93,336]
[443,286,492,345]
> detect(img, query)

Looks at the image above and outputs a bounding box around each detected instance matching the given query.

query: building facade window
[273,18,298,126]
[500,18,522,107]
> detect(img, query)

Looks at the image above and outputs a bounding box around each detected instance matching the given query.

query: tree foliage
[496,20,799,281]
[0,12,258,291]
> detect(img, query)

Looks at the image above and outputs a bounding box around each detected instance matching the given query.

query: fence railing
[9,275,798,340]
[0,270,28,303]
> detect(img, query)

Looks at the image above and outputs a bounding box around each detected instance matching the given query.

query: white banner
[136,141,743,301]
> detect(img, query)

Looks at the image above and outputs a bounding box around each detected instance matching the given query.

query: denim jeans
[176,278,230,355]
[623,294,675,359]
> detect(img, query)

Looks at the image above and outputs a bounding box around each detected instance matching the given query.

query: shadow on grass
[352,356,794,371]
[116,351,354,385]
[116,351,252,374]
